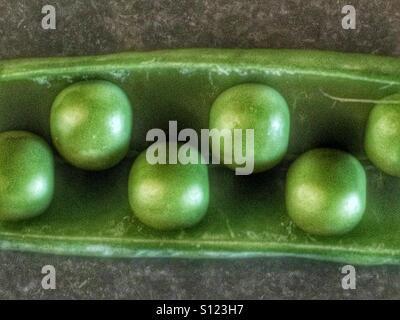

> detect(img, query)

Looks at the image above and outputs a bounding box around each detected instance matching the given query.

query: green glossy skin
[128,143,209,230]
[286,148,366,236]
[209,83,290,173]
[365,94,400,177]
[50,80,132,171]
[0,131,54,221]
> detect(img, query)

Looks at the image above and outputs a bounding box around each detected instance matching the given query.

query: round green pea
[0,131,54,221]
[209,83,290,173]
[128,143,209,230]
[286,148,366,236]
[365,93,400,177]
[50,80,132,171]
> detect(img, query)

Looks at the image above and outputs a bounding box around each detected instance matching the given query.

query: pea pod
[1,49,400,264]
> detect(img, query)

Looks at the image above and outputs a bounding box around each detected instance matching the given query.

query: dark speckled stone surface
[1,0,400,299]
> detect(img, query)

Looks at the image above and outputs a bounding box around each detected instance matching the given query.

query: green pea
[209,83,290,173]
[50,80,132,171]
[286,148,366,236]
[128,143,209,230]
[365,94,400,177]
[0,131,54,221]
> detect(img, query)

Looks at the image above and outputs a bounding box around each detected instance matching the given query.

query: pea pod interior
[1,49,400,264]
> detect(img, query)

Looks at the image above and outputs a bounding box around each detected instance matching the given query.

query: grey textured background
[1,0,400,299]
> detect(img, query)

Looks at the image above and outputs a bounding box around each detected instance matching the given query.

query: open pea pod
[1,49,400,264]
